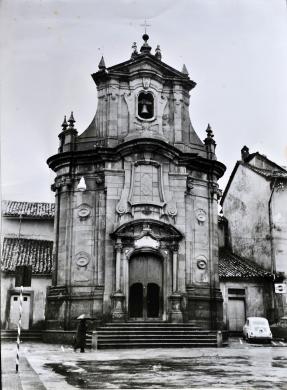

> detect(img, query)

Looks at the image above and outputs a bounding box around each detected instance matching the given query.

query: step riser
[98,332,207,336]
[98,344,217,349]
[95,322,219,349]
[98,336,216,342]
[98,328,204,331]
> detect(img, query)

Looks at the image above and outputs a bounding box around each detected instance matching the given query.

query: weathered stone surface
[46,35,225,329]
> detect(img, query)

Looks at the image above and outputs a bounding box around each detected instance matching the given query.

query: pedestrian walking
[73,315,87,353]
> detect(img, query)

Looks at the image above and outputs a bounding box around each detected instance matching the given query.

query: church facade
[46,35,226,330]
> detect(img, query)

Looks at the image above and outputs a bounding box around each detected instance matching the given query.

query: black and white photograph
[1,1,287,389]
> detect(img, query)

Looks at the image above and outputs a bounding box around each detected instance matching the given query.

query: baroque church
[46,34,226,331]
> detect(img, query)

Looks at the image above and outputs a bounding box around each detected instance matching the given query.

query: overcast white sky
[1,0,287,202]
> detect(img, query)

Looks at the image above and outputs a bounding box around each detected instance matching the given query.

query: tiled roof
[247,165,287,179]
[219,249,272,279]
[2,201,55,219]
[1,237,53,274]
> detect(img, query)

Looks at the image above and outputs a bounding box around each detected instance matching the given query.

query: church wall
[46,40,225,329]
[48,161,222,327]
[89,71,206,157]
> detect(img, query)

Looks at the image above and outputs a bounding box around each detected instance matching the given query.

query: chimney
[241,146,249,162]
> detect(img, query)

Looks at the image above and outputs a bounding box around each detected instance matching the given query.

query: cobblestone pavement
[2,339,287,389]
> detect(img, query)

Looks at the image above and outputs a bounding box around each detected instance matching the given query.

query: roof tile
[2,201,55,219]
[1,237,53,274]
[219,249,272,279]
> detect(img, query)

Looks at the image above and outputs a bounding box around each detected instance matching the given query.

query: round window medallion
[77,204,91,219]
[196,209,206,222]
[197,259,207,270]
[75,252,90,267]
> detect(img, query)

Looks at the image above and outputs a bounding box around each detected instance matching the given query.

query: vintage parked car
[270,317,287,340]
[243,317,272,342]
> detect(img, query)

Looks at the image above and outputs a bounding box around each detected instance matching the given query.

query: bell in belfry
[141,103,149,114]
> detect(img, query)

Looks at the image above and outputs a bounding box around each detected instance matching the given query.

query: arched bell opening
[138,91,154,120]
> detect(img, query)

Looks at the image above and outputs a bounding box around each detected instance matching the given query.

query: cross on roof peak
[140,19,151,34]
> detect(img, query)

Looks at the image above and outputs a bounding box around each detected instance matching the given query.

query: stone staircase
[94,322,221,349]
[1,329,43,342]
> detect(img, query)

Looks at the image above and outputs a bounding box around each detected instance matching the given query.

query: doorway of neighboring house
[129,253,163,320]
[9,295,30,330]
[228,298,246,332]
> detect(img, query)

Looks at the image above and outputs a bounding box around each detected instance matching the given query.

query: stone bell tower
[46,34,226,330]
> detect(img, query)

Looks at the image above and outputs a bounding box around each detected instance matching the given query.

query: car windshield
[252,319,268,326]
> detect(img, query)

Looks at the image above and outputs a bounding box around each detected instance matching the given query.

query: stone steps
[95,322,220,349]
[1,330,43,341]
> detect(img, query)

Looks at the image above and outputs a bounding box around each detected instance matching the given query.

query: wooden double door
[129,253,163,320]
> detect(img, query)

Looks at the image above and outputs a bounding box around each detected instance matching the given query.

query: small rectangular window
[23,297,28,301]
[228,288,245,295]
[13,297,18,301]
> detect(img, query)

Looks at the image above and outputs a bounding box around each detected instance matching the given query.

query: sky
[1,0,287,203]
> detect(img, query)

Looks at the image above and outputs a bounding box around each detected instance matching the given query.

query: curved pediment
[111,218,183,241]
[92,54,196,91]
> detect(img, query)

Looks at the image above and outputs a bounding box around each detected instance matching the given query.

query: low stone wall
[42,330,75,345]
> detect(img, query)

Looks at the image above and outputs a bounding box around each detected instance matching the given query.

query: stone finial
[182,64,189,75]
[140,33,152,54]
[61,115,68,131]
[204,123,216,158]
[98,56,106,70]
[68,111,75,129]
[155,45,162,60]
[205,124,215,141]
[131,42,138,59]
[241,145,250,162]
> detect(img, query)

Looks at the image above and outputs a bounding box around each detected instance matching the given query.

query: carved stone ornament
[195,209,206,223]
[142,77,151,90]
[52,176,72,191]
[134,236,160,249]
[196,255,208,270]
[197,259,207,270]
[186,176,194,194]
[166,203,177,217]
[75,252,90,267]
[95,174,104,184]
[77,204,91,220]
[116,202,128,215]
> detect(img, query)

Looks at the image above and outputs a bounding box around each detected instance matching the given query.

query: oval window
[138,92,154,119]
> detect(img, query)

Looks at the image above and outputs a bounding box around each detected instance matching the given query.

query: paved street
[2,339,287,389]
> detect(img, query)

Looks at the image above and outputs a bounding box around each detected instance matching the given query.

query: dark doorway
[129,253,163,320]
[129,283,143,318]
[147,283,160,318]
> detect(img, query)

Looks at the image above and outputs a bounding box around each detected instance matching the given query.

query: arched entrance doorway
[129,252,163,320]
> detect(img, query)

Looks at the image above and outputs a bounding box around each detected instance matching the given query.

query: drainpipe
[268,178,277,275]
[268,177,277,322]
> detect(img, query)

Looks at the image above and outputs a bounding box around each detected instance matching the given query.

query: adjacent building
[218,215,273,332]
[1,201,54,330]
[221,147,287,323]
